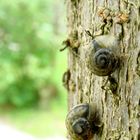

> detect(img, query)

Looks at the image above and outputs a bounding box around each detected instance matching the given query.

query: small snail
[62,70,71,90]
[66,103,101,140]
[87,35,120,76]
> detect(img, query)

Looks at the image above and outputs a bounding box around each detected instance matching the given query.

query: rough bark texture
[66,0,140,140]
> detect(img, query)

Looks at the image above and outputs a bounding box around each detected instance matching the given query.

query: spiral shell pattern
[65,104,94,140]
[91,48,118,76]
[87,35,120,76]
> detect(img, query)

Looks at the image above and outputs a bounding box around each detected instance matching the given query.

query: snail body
[88,35,120,76]
[66,103,100,140]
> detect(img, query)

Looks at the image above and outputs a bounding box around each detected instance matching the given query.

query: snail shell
[65,103,97,140]
[88,35,120,76]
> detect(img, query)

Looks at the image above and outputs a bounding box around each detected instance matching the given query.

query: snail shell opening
[72,118,90,135]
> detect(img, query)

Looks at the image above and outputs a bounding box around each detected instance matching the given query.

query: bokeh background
[0,0,67,139]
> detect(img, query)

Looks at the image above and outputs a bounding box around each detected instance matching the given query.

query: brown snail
[66,103,101,140]
[87,35,120,76]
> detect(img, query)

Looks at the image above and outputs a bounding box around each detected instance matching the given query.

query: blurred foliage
[0,0,67,108]
[0,106,67,137]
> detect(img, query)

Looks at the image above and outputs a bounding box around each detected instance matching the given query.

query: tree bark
[66,0,140,140]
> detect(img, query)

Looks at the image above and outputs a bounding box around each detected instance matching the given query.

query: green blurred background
[0,0,67,138]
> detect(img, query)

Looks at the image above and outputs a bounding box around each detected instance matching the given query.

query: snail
[87,35,120,76]
[66,103,101,140]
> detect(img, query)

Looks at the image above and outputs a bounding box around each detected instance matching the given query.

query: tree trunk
[65,0,140,140]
